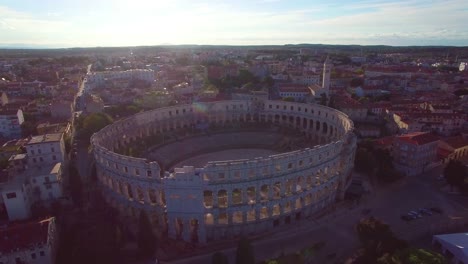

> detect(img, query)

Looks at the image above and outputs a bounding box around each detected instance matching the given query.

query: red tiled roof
[442,136,468,149]
[396,132,440,145]
[0,217,53,253]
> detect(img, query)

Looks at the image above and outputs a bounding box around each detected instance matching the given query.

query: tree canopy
[76,112,113,141]
[377,248,447,264]
[443,160,468,192]
[236,237,255,264]
[212,252,229,264]
[137,210,157,258]
[68,165,83,208]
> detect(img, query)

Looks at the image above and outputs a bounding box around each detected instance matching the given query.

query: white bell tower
[322,56,331,97]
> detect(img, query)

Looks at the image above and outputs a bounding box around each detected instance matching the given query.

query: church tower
[322,56,332,97]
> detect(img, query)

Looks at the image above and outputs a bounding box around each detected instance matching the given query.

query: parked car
[419,208,432,216]
[408,211,422,218]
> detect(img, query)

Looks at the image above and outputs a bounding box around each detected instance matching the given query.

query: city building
[0,154,63,221]
[393,132,440,176]
[0,108,24,139]
[91,100,356,244]
[84,69,155,91]
[0,217,58,264]
[25,134,66,167]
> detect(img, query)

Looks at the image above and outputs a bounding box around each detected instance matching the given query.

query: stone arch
[118,181,124,195]
[273,182,281,199]
[260,185,269,201]
[285,179,294,196]
[232,188,242,205]
[322,122,328,134]
[272,204,281,216]
[306,176,312,189]
[296,176,304,193]
[149,189,157,205]
[218,190,228,208]
[284,201,292,213]
[247,187,256,204]
[136,187,145,203]
[127,183,134,200]
[203,190,213,208]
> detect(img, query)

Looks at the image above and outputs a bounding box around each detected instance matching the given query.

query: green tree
[236,237,255,264]
[212,252,229,264]
[354,147,376,175]
[356,217,407,260]
[77,112,113,141]
[137,210,157,258]
[377,248,447,264]
[443,160,467,190]
[68,165,83,208]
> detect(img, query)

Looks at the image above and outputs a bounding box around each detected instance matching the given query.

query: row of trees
[348,217,447,264]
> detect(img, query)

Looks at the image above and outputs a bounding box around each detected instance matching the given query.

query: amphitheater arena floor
[145,131,308,169]
[171,148,280,169]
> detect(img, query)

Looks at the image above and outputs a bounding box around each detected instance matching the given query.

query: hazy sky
[1,0,467,47]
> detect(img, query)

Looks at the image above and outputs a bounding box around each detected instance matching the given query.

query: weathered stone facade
[91,100,356,244]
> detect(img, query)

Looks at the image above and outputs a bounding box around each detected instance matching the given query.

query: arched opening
[296,176,303,193]
[306,176,312,189]
[305,193,312,205]
[247,209,256,222]
[260,207,269,219]
[232,211,243,224]
[284,201,292,213]
[273,182,281,199]
[149,189,157,205]
[232,189,242,205]
[260,185,269,201]
[295,198,302,209]
[127,184,134,200]
[136,187,145,204]
[322,122,328,134]
[118,181,124,194]
[218,190,228,208]
[205,213,214,225]
[285,179,294,196]
[316,121,320,131]
[247,187,256,204]
[203,190,213,208]
[272,204,281,216]
[219,212,228,224]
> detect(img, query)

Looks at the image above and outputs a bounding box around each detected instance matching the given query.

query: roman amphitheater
[91,99,356,244]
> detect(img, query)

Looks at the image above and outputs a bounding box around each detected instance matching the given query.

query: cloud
[0,0,468,47]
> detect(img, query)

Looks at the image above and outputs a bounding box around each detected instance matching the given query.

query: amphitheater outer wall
[91,100,357,243]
